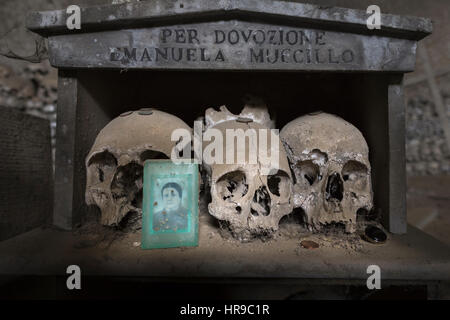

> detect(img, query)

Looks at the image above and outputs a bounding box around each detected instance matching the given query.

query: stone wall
[0,61,57,163]
[405,75,450,176]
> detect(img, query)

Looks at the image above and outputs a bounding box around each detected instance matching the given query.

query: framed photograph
[142,160,199,249]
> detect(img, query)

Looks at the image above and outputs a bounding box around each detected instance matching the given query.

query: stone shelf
[0,218,448,284]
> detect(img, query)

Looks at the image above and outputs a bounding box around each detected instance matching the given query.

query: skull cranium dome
[280,112,373,232]
[85,108,192,226]
[204,105,293,241]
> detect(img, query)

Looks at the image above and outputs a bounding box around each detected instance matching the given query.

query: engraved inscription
[109,27,355,65]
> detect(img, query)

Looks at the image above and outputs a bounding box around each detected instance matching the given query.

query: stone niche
[27,0,432,233]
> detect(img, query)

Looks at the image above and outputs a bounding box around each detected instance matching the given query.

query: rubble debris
[300,240,319,249]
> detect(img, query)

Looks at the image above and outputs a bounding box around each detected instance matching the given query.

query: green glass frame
[142,160,199,249]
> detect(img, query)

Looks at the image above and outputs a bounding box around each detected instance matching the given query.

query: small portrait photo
[151,178,190,233]
[143,160,198,249]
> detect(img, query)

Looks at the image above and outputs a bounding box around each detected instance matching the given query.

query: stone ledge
[26,0,432,40]
[0,221,448,282]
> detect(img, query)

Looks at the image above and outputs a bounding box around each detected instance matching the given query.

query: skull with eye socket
[85,109,192,227]
[203,105,293,241]
[280,112,373,233]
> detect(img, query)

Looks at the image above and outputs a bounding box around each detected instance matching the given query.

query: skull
[204,105,293,241]
[85,108,191,226]
[280,112,373,233]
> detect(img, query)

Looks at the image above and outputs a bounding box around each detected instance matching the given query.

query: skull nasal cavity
[326,173,343,201]
[251,186,271,216]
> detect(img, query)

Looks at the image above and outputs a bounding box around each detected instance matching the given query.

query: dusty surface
[0,205,448,283]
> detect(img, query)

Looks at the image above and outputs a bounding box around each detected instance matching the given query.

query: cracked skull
[204,105,293,240]
[280,112,373,233]
[85,108,191,226]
